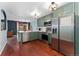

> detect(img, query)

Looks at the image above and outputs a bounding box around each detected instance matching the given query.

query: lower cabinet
[48,33,52,44]
[18,32,31,42]
[38,32,42,39]
[29,32,39,40]
[23,32,30,42]
[18,32,39,43]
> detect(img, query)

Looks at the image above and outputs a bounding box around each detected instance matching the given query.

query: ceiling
[0,2,68,20]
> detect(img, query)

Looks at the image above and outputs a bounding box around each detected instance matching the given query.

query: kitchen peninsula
[17,21,47,43]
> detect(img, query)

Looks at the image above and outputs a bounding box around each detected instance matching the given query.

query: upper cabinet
[37,14,53,27]
[53,2,74,18]
[37,19,44,27]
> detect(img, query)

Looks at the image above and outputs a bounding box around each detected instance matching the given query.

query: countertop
[18,31,46,33]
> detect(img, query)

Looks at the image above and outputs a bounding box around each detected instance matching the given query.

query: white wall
[0,7,7,55]
[0,3,39,55]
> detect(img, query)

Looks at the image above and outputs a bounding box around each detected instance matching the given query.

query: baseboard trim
[0,41,7,55]
[22,39,39,44]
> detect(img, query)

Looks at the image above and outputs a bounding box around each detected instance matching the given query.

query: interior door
[59,15,74,56]
[50,18,59,51]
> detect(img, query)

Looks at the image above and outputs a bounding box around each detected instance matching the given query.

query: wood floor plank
[1,39,63,56]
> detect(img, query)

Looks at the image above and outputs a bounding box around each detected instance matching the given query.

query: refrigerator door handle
[52,28,57,34]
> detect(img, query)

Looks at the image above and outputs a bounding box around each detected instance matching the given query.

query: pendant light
[49,2,57,11]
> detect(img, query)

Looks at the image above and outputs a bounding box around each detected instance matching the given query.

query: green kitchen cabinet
[37,14,53,27]
[74,2,79,56]
[48,33,52,44]
[29,32,39,40]
[37,19,44,27]
[38,32,42,40]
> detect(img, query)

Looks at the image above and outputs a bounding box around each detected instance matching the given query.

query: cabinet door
[38,32,42,40]
[23,32,30,42]
[17,33,22,42]
[60,15,74,56]
[37,19,44,27]
[30,32,38,40]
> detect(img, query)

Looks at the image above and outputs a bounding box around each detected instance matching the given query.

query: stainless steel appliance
[50,15,74,56]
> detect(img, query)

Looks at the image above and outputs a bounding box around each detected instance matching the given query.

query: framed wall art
[1,9,7,31]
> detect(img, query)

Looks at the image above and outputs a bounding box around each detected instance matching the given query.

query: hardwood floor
[50,38,74,56]
[1,38,63,56]
[60,39,74,56]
